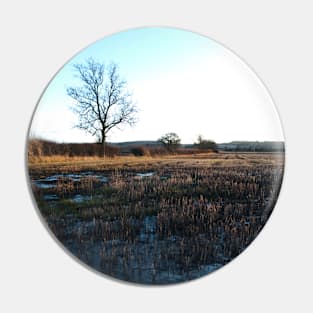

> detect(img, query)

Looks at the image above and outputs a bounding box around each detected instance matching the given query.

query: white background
[0,1,312,312]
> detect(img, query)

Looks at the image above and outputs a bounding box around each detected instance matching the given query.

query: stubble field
[28,152,284,284]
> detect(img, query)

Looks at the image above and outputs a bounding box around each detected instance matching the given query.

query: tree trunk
[101,132,106,158]
[102,142,106,158]
[102,135,106,159]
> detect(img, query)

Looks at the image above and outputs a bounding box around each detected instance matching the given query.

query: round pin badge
[27,27,284,285]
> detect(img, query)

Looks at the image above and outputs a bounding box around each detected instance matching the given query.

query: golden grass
[28,152,285,177]
[30,150,285,283]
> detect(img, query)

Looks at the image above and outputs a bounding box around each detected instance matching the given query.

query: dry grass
[29,151,284,283]
[28,152,284,177]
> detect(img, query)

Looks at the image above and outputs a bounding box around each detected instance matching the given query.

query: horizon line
[28,137,285,145]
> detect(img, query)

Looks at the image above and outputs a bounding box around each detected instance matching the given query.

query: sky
[30,27,284,144]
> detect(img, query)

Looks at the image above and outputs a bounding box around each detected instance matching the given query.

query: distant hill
[217,141,285,152]
[109,141,161,147]
[109,140,285,152]
[109,141,196,149]
[28,139,285,159]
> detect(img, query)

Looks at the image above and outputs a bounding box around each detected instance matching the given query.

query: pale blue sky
[30,27,284,143]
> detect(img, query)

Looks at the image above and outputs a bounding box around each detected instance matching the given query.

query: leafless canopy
[158,132,181,151]
[67,58,137,148]
[194,135,217,151]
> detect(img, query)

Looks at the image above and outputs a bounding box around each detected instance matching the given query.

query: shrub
[28,139,120,158]
[130,146,150,156]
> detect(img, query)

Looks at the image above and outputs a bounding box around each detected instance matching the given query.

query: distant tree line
[28,138,284,160]
[28,133,220,160]
[158,132,218,153]
[28,139,120,158]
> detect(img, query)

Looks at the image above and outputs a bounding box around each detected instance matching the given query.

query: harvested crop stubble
[29,153,284,284]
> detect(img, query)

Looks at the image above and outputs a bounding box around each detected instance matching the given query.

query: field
[28,152,284,284]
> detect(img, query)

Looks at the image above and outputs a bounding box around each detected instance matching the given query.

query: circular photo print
[27,27,284,285]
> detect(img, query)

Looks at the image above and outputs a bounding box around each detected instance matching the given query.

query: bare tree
[67,58,137,156]
[194,134,218,152]
[158,132,181,152]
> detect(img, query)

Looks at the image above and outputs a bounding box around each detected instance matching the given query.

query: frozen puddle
[72,194,92,203]
[43,194,59,201]
[42,194,93,203]
[33,172,108,189]
[94,176,108,183]
[35,181,57,189]
[34,175,59,189]
[136,172,154,178]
